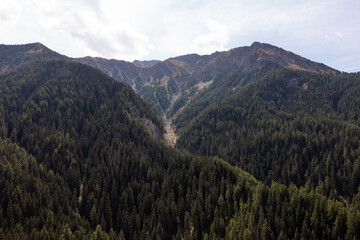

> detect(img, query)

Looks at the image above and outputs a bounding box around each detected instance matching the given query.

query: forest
[177,69,360,201]
[0,49,360,239]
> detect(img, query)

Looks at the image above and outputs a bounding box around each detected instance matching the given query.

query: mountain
[1,43,360,239]
[177,68,360,201]
[75,43,339,147]
[169,42,339,131]
[2,42,336,116]
[76,42,337,118]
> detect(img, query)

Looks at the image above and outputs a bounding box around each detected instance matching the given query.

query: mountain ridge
[1,41,337,77]
[75,41,338,132]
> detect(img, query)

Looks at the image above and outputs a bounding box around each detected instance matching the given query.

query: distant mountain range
[76,42,337,116]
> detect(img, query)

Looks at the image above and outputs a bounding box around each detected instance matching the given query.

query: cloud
[335,32,344,38]
[70,24,152,60]
[25,0,153,60]
[191,19,229,55]
[0,0,22,24]
[73,23,152,60]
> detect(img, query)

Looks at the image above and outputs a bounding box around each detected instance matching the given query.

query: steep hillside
[170,42,338,131]
[177,69,360,201]
[76,56,193,116]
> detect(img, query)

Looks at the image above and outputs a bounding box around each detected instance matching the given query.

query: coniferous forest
[1,43,360,239]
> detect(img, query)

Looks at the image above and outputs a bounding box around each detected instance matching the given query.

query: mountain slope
[76,56,190,114]
[170,42,339,131]
[177,69,360,201]
[0,58,248,239]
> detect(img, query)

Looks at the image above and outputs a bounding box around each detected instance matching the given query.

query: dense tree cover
[0,137,90,239]
[0,60,239,238]
[225,182,360,240]
[137,76,181,115]
[167,86,198,118]
[2,133,360,239]
[172,62,281,130]
[138,84,172,114]
[1,60,360,239]
[177,69,360,201]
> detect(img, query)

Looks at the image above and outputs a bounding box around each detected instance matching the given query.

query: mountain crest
[0,42,63,73]
[247,42,337,74]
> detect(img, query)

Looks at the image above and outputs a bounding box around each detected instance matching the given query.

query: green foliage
[177,69,360,201]
[167,86,197,118]
[173,62,281,130]
[225,183,360,240]
[138,84,172,114]
[1,58,360,239]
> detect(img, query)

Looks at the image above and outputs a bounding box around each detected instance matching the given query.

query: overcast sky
[1,0,359,72]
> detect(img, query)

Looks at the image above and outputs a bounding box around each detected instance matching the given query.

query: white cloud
[70,23,152,60]
[23,0,153,60]
[191,19,229,55]
[335,32,344,38]
[0,0,22,24]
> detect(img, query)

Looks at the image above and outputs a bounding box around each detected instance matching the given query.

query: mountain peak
[244,41,337,74]
[249,41,278,51]
[250,41,264,47]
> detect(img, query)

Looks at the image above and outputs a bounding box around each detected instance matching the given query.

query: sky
[1,0,359,72]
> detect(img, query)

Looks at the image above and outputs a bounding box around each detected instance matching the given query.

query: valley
[162,113,177,146]
[162,92,180,146]
[162,80,214,146]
